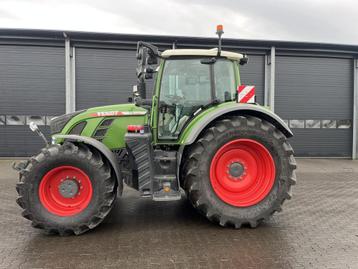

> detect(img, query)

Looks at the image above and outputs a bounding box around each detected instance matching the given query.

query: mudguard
[52,134,123,194]
[176,103,293,181]
[180,103,293,146]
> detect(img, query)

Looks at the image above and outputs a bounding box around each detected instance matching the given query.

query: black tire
[182,115,297,228]
[16,142,117,235]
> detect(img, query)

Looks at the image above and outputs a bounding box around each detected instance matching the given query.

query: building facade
[0,29,357,158]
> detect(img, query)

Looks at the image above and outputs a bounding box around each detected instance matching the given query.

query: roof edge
[0,28,357,54]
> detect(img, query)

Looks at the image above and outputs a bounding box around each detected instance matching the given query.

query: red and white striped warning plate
[237,85,256,103]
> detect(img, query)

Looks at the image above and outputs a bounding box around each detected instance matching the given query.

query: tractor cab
[134,29,248,141]
[157,49,242,140]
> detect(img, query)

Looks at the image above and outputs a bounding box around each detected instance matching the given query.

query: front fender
[52,134,122,195]
[179,103,293,146]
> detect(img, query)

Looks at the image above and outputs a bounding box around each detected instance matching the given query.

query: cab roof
[161,48,243,61]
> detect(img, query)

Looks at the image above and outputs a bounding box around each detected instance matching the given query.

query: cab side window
[158,59,211,139]
[214,60,236,101]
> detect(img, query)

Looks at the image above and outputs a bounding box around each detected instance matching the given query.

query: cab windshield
[158,58,236,139]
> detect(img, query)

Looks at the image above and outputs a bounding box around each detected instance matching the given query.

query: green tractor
[15,26,296,235]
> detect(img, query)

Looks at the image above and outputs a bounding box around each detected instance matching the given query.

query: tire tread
[182,115,296,229]
[15,142,117,236]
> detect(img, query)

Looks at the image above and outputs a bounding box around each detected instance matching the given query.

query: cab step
[152,190,182,201]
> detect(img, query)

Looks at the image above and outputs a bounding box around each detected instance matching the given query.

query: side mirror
[147,54,158,65]
[239,54,249,65]
[145,73,153,79]
[145,67,156,73]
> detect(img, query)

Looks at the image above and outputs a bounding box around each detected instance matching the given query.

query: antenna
[216,25,224,56]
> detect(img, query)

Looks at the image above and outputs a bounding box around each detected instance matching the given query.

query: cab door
[154,57,238,142]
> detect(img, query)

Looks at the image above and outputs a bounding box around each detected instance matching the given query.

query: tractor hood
[85,103,148,119]
[51,103,148,149]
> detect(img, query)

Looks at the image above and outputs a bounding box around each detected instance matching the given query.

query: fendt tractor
[14,26,296,235]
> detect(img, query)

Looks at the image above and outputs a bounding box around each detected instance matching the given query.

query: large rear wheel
[182,115,296,228]
[16,142,117,235]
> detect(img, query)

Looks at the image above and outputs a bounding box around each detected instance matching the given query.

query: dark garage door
[275,56,353,157]
[0,45,65,157]
[76,49,263,109]
[239,54,265,105]
[76,48,140,110]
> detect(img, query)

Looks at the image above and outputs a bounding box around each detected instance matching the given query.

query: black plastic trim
[52,134,123,195]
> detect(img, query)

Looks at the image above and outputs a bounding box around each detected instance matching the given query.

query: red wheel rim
[210,139,275,207]
[39,166,93,216]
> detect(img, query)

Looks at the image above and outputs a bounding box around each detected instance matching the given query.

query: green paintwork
[150,58,165,144]
[54,103,148,149]
[178,101,273,144]
[53,58,267,150]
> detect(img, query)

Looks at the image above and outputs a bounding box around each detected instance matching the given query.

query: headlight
[50,110,85,134]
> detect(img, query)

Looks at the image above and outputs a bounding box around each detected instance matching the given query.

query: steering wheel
[164,94,186,105]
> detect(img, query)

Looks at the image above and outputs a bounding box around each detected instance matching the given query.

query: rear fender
[177,104,293,183]
[52,134,123,195]
[180,103,293,146]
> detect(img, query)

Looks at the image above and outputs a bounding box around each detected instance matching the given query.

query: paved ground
[0,159,358,269]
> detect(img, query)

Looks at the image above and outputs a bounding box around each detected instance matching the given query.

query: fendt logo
[90,111,147,117]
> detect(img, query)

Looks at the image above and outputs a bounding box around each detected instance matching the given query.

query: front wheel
[16,142,117,235]
[182,115,297,228]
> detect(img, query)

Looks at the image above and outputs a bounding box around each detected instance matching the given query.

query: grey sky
[0,0,356,44]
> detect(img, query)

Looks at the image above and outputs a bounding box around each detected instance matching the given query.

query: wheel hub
[228,162,245,179]
[58,178,79,198]
[39,166,93,216]
[210,139,276,207]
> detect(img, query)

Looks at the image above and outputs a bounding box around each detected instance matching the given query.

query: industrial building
[0,29,357,158]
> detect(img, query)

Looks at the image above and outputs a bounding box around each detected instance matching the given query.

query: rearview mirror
[147,54,158,65]
[239,54,249,65]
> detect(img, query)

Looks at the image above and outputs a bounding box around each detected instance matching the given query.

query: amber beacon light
[216,24,224,56]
